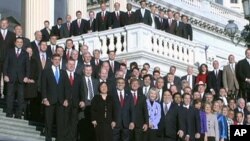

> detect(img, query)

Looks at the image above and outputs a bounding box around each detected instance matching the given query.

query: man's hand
[23,77,28,83]
[129,122,135,130]
[142,124,148,132]
[177,130,184,138]
[63,100,68,107]
[111,121,116,129]
[92,121,97,128]
[4,76,9,82]
[79,101,85,108]
[42,98,50,106]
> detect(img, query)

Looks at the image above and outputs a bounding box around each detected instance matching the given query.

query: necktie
[215,70,218,78]
[90,20,92,28]
[47,28,50,34]
[16,48,20,57]
[70,72,74,86]
[2,30,6,40]
[67,49,70,59]
[78,19,81,28]
[116,12,119,20]
[41,54,46,69]
[96,59,99,66]
[144,87,148,96]
[67,23,70,31]
[55,67,60,84]
[111,61,114,72]
[128,11,131,17]
[133,92,137,105]
[169,19,172,26]
[231,64,235,73]
[102,12,105,20]
[120,91,124,107]
[88,78,94,100]
[164,104,169,115]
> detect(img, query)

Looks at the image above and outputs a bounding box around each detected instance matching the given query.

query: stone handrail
[56,23,206,66]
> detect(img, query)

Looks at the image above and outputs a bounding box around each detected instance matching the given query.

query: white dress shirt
[85,76,94,100]
[117,89,125,101]
[140,8,145,18]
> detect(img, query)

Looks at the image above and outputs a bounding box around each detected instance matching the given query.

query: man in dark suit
[51,17,63,39]
[135,0,152,26]
[150,4,159,29]
[14,25,30,49]
[181,66,196,90]
[112,77,135,141]
[63,59,85,141]
[129,78,148,141]
[63,39,75,60]
[80,65,99,141]
[182,15,193,41]
[56,46,67,70]
[236,48,250,101]
[174,12,185,38]
[166,9,177,35]
[111,2,125,29]
[95,2,112,31]
[47,35,58,58]
[40,20,51,41]
[31,31,42,58]
[41,54,66,141]
[159,90,185,141]
[3,37,30,118]
[87,11,96,32]
[124,3,136,25]
[60,15,72,38]
[0,18,16,97]
[157,10,167,31]
[71,50,83,75]
[107,50,120,76]
[155,77,165,102]
[180,93,200,141]
[70,10,88,36]
[207,60,223,98]
[91,49,103,78]
[139,74,153,96]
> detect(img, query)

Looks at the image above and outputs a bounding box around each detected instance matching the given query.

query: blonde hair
[147,87,160,100]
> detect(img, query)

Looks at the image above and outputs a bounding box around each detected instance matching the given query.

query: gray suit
[223,64,239,97]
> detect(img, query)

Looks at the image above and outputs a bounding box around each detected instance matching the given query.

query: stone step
[0,132,44,141]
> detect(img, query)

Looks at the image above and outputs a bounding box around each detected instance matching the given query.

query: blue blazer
[146,99,161,129]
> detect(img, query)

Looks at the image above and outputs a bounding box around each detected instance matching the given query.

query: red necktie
[66,49,70,59]
[120,91,124,107]
[67,23,70,31]
[70,72,74,86]
[128,12,131,17]
[16,49,20,57]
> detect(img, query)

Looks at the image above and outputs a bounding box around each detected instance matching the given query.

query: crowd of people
[0,1,250,141]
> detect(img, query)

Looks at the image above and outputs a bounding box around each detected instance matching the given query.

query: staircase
[0,98,53,141]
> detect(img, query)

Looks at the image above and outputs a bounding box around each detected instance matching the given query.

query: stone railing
[56,24,207,74]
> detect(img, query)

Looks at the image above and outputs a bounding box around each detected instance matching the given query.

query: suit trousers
[130,128,147,141]
[45,103,65,141]
[113,127,130,141]
[65,105,78,141]
[6,81,24,116]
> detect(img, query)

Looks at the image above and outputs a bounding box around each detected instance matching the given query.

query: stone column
[67,0,87,20]
[24,0,54,40]
[109,0,127,12]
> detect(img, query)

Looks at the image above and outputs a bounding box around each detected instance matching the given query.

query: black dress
[91,94,115,141]
[24,57,39,99]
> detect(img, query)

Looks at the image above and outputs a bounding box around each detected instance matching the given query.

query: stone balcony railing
[56,24,208,75]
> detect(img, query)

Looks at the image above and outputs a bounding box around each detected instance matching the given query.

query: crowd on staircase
[0,0,250,141]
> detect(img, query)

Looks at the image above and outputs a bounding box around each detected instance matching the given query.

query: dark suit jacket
[51,25,61,39]
[207,70,223,96]
[107,60,120,75]
[112,89,135,128]
[159,102,184,139]
[47,45,58,58]
[236,59,250,89]
[70,19,88,36]
[95,11,112,31]
[156,18,167,31]
[129,90,148,128]
[110,11,126,28]
[87,19,96,32]
[124,11,136,25]
[16,36,31,49]
[3,48,30,83]
[74,60,83,75]
[63,71,84,107]
[82,76,99,106]
[135,9,152,26]
[60,22,71,38]
[166,19,177,34]
[181,75,196,89]
[41,67,65,104]
[183,23,193,41]
[175,21,185,38]
[31,41,40,59]
[40,28,51,41]
[163,75,182,92]
[0,30,16,63]
[180,105,200,141]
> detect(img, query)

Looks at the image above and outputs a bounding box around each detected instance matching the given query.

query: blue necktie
[55,67,60,84]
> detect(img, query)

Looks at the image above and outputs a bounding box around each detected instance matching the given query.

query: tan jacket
[223,64,239,90]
